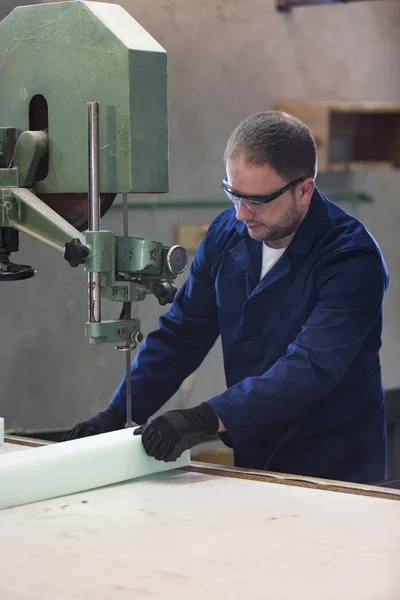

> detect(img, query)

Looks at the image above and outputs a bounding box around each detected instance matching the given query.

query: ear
[298,178,315,206]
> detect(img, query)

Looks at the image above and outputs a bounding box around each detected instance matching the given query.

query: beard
[245,200,304,243]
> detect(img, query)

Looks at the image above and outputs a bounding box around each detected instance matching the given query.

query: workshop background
[1,0,400,477]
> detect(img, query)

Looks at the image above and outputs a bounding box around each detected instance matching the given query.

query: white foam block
[0,418,3,447]
[0,428,189,510]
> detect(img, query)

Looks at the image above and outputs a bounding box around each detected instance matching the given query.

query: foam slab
[0,428,189,510]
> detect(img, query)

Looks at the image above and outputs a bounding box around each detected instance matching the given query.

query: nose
[235,200,253,221]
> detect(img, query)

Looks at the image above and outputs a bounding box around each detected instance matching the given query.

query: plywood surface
[0,470,399,599]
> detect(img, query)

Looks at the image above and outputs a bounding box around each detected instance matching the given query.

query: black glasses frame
[221,176,306,206]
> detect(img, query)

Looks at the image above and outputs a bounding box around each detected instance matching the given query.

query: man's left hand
[134,402,220,462]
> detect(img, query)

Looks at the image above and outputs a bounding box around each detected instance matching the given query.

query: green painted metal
[0,128,48,194]
[85,231,115,273]
[0,170,18,187]
[98,273,147,303]
[0,1,168,194]
[85,319,140,345]
[84,230,177,305]
[0,2,186,346]
[116,237,163,275]
[13,131,48,188]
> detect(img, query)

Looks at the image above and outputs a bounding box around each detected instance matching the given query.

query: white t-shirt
[260,243,286,280]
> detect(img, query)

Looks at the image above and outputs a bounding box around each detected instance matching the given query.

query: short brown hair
[224,111,317,181]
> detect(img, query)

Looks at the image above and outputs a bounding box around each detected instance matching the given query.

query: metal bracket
[85,319,141,345]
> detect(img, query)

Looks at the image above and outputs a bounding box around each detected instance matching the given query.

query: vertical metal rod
[122,192,132,428]
[88,102,101,324]
[125,346,132,428]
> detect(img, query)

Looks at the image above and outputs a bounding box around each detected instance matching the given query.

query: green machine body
[0,1,189,346]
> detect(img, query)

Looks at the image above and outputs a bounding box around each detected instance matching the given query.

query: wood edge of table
[4,434,53,447]
[186,462,400,501]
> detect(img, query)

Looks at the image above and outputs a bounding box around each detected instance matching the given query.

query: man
[65,111,388,484]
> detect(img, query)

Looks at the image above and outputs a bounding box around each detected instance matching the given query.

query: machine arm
[0,119,188,346]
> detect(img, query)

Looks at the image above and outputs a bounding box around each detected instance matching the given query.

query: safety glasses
[221,176,306,210]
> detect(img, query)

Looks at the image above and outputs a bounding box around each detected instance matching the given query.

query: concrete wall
[1,0,400,431]
[0,0,38,18]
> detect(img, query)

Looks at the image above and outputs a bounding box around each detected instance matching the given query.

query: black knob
[0,228,35,280]
[0,227,19,254]
[64,238,89,268]
[153,281,177,306]
[0,261,36,281]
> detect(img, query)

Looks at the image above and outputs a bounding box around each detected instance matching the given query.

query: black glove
[134,402,219,462]
[63,406,126,441]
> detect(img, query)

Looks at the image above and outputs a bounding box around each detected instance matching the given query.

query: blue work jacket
[111,188,389,484]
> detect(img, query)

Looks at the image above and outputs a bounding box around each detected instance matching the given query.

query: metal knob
[131,331,144,344]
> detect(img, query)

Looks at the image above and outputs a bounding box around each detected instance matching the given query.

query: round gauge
[166,245,189,275]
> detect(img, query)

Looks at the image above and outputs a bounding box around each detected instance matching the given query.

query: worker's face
[225,154,315,245]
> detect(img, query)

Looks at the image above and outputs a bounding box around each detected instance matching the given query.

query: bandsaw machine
[0,0,189,430]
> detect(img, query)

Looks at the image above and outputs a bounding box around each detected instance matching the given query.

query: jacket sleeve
[207,249,388,442]
[109,215,222,424]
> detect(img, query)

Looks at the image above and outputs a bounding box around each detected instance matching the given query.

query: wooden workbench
[1,437,400,599]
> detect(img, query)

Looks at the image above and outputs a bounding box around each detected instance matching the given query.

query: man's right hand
[63,406,126,441]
